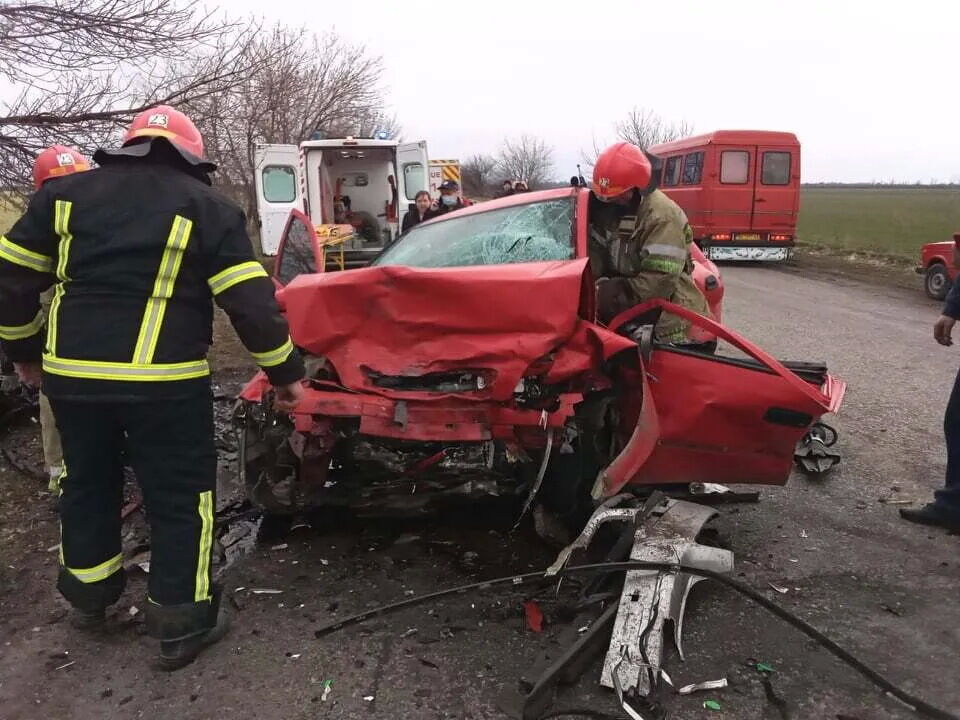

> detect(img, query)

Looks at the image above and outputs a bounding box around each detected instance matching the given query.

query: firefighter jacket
[0,157,304,399]
[588,189,710,342]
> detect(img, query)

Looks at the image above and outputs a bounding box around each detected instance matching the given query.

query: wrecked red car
[237,188,844,520]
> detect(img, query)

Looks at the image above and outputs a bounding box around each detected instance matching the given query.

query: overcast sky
[240,0,956,183]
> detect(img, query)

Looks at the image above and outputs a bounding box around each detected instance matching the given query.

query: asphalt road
[1,262,958,720]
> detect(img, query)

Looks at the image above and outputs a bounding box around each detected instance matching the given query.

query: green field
[798,188,960,260]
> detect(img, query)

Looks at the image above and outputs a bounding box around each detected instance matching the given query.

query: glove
[596,277,632,324]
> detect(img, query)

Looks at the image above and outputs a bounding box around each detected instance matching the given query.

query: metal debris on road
[689,482,731,495]
[598,499,734,697]
[768,583,790,594]
[678,678,728,695]
[363,695,375,702]
[879,498,914,506]
[251,588,283,595]
[55,661,76,670]
[794,421,841,476]
[271,543,288,550]
[400,627,418,638]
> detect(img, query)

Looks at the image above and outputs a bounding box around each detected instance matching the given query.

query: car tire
[925,263,951,300]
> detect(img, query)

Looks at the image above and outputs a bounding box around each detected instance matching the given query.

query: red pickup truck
[918,235,960,300]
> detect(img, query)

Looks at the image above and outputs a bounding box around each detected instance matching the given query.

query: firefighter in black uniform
[0,106,305,670]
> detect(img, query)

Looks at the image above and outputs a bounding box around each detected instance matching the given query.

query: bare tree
[0,1,281,193]
[496,135,554,189]
[616,107,693,150]
[181,25,389,219]
[581,107,693,168]
[461,153,497,196]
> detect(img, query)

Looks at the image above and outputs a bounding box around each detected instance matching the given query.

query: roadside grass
[798,188,960,262]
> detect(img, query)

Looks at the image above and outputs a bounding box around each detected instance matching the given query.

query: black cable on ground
[314,560,957,720]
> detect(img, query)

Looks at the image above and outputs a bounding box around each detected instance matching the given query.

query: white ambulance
[254,137,430,267]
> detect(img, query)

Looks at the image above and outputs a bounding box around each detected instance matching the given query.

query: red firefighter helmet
[592,142,653,200]
[123,105,207,161]
[32,145,90,190]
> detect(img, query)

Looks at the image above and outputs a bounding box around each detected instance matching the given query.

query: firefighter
[0,105,305,670]
[588,141,710,343]
[29,145,92,491]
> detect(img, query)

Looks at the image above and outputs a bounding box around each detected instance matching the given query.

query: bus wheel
[925,263,951,300]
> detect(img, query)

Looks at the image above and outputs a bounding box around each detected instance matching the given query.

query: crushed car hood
[279,259,637,401]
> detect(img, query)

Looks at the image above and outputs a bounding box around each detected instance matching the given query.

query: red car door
[595,300,844,495]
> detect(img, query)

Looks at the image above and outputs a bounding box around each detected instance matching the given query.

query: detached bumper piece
[544,496,734,705]
[794,422,841,476]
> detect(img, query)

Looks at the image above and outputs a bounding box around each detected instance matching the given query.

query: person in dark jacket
[401,190,436,233]
[497,179,515,197]
[432,179,466,217]
[0,105,306,670]
[901,234,960,531]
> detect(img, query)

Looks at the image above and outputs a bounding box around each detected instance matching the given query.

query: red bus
[649,130,800,262]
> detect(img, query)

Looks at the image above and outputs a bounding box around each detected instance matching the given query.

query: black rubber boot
[70,607,106,630]
[899,503,960,532]
[149,589,230,672]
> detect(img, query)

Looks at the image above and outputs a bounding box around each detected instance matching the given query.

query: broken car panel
[236,187,845,517]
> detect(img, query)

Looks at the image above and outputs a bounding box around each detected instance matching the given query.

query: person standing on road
[432,179,466,217]
[27,146,92,492]
[901,234,960,531]
[0,105,306,670]
[401,190,436,233]
[588,141,710,343]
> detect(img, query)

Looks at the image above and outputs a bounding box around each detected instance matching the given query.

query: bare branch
[495,135,554,189]
[461,153,496,196]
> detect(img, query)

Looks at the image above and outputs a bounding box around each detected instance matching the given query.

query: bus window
[681,152,704,185]
[761,152,791,185]
[720,150,750,184]
[663,156,682,187]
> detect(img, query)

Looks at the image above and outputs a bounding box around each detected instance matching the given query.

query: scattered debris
[459,551,480,571]
[271,543,288,551]
[599,499,734,697]
[321,680,333,702]
[795,422,841,476]
[363,695,375,702]
[880,604,904,617]
[768,583,789,594]
[419,658,439,669]
[678,678,728,695]
[128,606,139,617]
[400,627,418,639]
[523,601,544,633]
[55,661,76,671]
[703,699,722,711]
[46,544,59,553]
[251,589,283,595]
[659,670,674,688]
[289,653,301,659]
[689,482,731,495]
[800,529,809,538]
[879,498,913,506]
[755,662,776,674]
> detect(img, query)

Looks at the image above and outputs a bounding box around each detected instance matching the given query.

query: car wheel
[925,263,951,300]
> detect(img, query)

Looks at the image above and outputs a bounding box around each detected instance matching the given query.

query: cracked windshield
[375,198,574,268]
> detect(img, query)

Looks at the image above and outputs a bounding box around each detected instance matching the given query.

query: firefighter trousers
[49,390,220,640]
